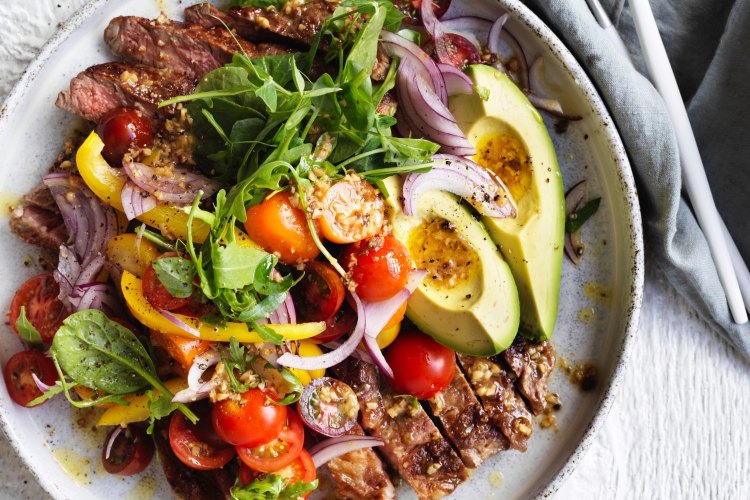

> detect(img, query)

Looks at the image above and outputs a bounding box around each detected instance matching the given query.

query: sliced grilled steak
[104,16,292,80]
[326,423,396,499]
[426,369,507,468]
[457,354,533,452]
[227,0,338,48]
[56,62,195,122]
[501,338,556,415]
[376,90,397,116]
[184,3,237,32]
[153,420,234,500]
[334,359,467,499]
[9,204,67,252]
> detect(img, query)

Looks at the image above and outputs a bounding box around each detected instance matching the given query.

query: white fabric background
[1,1,748,498]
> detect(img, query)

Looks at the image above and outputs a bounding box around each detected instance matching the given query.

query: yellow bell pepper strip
[96,378,186,427]
[289,340,327,385]
[376,322,401,349]
[76,131,257,248]
[121,270,325,343]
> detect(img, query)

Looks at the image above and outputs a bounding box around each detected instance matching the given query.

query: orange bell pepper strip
[150,329,212,376]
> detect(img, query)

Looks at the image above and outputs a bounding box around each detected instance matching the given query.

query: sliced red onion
[438,63,474,96]
[32,373,52,394]
[69,282,123,315]
[442,17,492,48]
[104,426,123,461]
[277,293,366,371]
[123,161,221,205]
[121,180,158,221]
[322,341,374,364]
[421,0,480,69]
[172,349,220,403]
[159,309,201,337]
[403,155,516,218]
[380,31,447,103]
[526,93,565,115]
[308,435,384,469]
[364,334,393,379]
[487,15,528,89]
[564,180,588,265]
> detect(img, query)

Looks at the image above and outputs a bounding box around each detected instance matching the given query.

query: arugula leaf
[210,240,269,290]
[230,474,319,500]
[147,390,180,434]
[220,337,256,393]
[15,306,43,344]
[274,368,303,406]
[152,257,195,299]
[566,198,601,233]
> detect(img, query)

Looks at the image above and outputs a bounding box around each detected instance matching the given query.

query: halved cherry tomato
[142,256,192,311]
[239,451,316,493]
[96,107,154,165]
[394,0,451,24]
[236,410,304,473]
[292,261,345,323]
[425,33,482,69]
[297,377,359,437]
[313,301,357,343]
[244,192,319,264]
[9,274,68,343]
[340,235,411,302]
[318,177,386,244]
[212,388,287,447]
[3,350,58,407]
[169,402,235,470]
[385,329,456,399]
[102,425,154,476]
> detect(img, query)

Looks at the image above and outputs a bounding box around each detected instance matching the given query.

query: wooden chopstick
[627,0,747,323]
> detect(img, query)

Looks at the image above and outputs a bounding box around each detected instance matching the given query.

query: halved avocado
[384,175,520,356]
[449,64,565,340]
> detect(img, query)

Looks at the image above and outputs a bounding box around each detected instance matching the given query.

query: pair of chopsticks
[585,0,749,324]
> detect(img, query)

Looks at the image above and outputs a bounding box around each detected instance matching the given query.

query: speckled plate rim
[490,1,644,497]
[0,0,644,498]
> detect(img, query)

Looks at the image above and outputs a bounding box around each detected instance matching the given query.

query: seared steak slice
[227,0,338,48]
[334,359,467,499]
[56,62,195,122]
[326,423,396,499]
[153,420,234,500]
[9,204,67,251]
[426,369,507,468]
[376,90,397,116]
[457,354,533,452]
[184,3,237,32]
[104,16,292,80]
[501,338,556,415]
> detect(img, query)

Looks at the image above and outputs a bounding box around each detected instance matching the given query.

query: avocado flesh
[384,176,520,356]
[449,64,565,340]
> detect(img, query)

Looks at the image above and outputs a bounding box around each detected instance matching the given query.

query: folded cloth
[521,0,750,359]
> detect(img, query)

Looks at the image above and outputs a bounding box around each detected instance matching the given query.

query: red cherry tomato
[142,256,192,311]
[238,451,316,495]
[385,330,456,399]
[313,301,357,343]
[169,403,235,470]
[96,107,154,165]
[244,192,319,264]
[3,350,58,407]
[9,274,68,344]
[211,388,287,447]
[236,410,304,473]
[341,235,411,302]
[292,261,345,323]
[394,0,451,25]
[425,33,482,69]
[102,425,155,476]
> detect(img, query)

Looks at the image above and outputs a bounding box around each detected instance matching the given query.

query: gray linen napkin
[521,0,750,359]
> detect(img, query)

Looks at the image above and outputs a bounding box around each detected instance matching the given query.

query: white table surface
[2,1,748,499]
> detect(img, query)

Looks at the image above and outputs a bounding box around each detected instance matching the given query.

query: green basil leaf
[229,473,319,500]
[566,198,601,233]
[152,257,195,299]
[15,306,43,344]
[51,310,157,394]
[280,478,319,500]
[210,241,270,290]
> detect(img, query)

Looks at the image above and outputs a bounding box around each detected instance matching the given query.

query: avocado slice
[449,64,565,340]
[384,176,520,356]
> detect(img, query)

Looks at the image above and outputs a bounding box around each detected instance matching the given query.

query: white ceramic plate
[0,0,643,498]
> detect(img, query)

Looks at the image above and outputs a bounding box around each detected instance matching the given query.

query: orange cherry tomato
[211,388,287,447]
[244,192,319,264]
[236,410,305,473]
[340,235,411,302]
[317,177,386,244]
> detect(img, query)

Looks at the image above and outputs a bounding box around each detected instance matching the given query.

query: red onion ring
[487,14,528,89]
[69,282,123,315]
[277,293,366,371]
[403,155,516,218]
[172,349,220,403]
[442,17,492,48]
[438,63,474,96]
[159,309,201,337]
[322,341,374,364]
[363,334,393,379]
[380,31,447,103]
[308,435,384,469]
[32,373,52,394]
[123,161,221,205]
[104,425,123,461]
[121,180,158,221]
